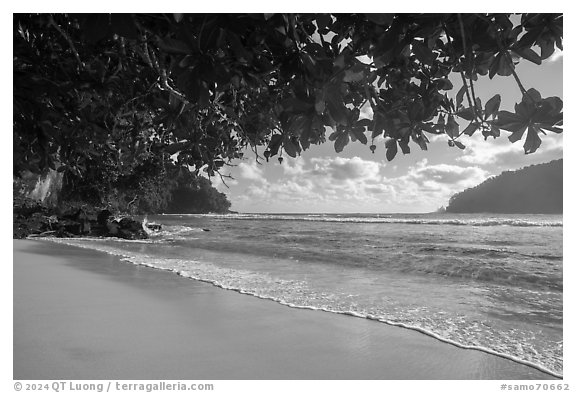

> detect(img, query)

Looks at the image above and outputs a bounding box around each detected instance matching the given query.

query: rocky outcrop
[13,198,154,240]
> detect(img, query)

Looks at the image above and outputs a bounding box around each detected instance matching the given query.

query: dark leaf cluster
[13,13,562,189]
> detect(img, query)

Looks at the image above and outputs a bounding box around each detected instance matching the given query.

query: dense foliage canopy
[13,13,563,209]
[164,176,231,214]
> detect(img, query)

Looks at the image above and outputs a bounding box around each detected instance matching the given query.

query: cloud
[281,156,307,176]
[409,161,488,186]
[456,132,563,170]
[244,185,270,199]
[237,179,319,210]
[381,159,490,209]
[364,184,396,195]
[309,156,383,181]
[236,161,265,182]
[228,154,493,213]
[233,156,389,211]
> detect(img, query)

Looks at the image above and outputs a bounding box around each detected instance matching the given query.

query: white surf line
[171,263,564,379]
[35,237,563,379]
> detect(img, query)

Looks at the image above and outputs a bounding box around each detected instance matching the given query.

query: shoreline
[14,239,559,380]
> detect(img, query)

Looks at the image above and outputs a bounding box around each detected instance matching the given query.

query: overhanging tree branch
[48,15,83,69]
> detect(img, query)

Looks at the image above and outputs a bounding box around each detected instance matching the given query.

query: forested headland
[446,159,562,214]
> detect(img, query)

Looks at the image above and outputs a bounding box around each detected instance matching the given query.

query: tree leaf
[315,97,326,115]
[523,126,542,154]
[412,41,436,65]
[227,32,253,63]
[325,83,348,125]
[268,134,283,156]
[496,110,525,132]
[343,64,366,82]
[436,78,453,91]
[541,96,563,115]
[453,140,465,149]
[398,138,410,154]
[352,127,368,144]
[489,52,514,79]
[484,94,501,119]
[474,97,483,116]
[462,122,479,136]
[371,112,386,139]
[446,114,459,138]
[456,84,467,109]
[525,88,542,103]
[373,51,394,68]
[456,107,475,121]
[512,48,541,65]
[300,52,318,74]
[326,98,348,125]
[437,113,445,126]
[283,137,299,158]
[508,126,527,143]
[385,139,398,161]
[315,14,333,32]
[497,52,514,76]
[288,114,310,136]
[413,134,428,151]
[158,38,191,55]
[517,27,542,49]
[334,132,349,153]
[197,82,210,109]
[299,119,314,150]
[490,125,501,138]
[538,38,556,60]
[356,118,372,128]
[282,97,313,113]
[81,14,112,43]
[365,14,394,27]
[110,14,138,39]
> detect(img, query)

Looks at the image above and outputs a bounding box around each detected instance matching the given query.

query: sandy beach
[13,239,558,380]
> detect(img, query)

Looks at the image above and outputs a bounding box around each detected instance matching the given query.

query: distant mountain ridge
[446,159,562,214]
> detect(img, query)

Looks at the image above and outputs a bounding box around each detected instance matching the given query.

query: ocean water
[45,213,563,377]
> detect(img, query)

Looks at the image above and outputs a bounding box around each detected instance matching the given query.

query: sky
[208,50,564,214]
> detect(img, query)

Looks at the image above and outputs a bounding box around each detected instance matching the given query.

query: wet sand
[13,239,558,380]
